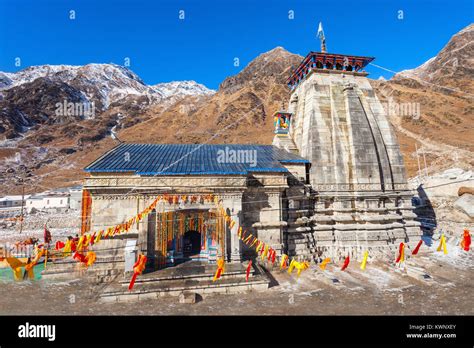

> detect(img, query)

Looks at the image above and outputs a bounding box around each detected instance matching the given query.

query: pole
[19,182,25,234]
[422,148,428,178]
[415,143,422,180]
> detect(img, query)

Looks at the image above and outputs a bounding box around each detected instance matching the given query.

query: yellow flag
[261,245,269,261]
[437,234,448,255]
[95,231,102,244]
[5,257,27,281]
[288,259,296,274]
[63,240,72,255]
[360,251,369,270]
[76,235,85,250]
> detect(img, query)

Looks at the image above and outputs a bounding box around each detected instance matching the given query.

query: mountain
[0,64,214,140]
[395,24,473,92]
[370,23,474,176]
[1,24,472,194]
[116,47,302,144]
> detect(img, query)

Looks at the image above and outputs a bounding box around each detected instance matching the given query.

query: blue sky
[0,0,472,89]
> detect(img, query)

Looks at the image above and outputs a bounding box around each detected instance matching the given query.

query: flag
[461,230,471,251]
[280,254,289,270]
[213,258,225,282]
[288,259,296,274]
[129,254,147,291]
[396,242,405,263]
[360,251,368,270]
[317,22,324,39]
[341,256,350,271]
[412,240,423,255]
[5,257,27,281]
[319,257,330,270]
[436,234,448,255]
[246,260,252,282]
[55,241,65,250]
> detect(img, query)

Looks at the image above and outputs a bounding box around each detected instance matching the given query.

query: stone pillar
[223,194,242,263]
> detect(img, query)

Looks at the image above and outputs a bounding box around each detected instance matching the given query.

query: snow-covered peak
[152,80,215,99]
[396,56,436,79]
[0,64,214,108]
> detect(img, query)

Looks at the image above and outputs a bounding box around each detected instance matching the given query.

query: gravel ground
[0,241,472,316]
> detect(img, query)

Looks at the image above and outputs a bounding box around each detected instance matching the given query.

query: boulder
[454,193,474,218]
[458,186,474,197]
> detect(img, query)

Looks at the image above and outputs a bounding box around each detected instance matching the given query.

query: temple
[274,36,421,259]
[80,144,309,268]
[43,28,421,292]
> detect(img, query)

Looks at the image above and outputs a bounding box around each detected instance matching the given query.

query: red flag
[246,260,252,282]
[55,241,65,250]
[341,255,350,271]
[396,242,405,263]
[461,230,471,251]
[90,233,96,246]
[73,252,86,263]
[412,240,423,255]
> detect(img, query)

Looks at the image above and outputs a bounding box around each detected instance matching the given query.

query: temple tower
[274,36,421,260]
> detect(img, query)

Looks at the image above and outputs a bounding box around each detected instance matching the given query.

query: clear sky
[0,0,472,89]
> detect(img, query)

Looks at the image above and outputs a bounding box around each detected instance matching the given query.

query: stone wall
[278,69,421,260]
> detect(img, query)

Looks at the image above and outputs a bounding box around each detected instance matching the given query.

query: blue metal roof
[84,144,309,176]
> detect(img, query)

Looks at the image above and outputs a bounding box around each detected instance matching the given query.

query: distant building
[68,185,83,210]
[26,193,69,213]
[0,195,29,209]
[0,195,30,218]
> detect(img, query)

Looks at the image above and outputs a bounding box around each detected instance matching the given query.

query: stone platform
[98,260,270,303]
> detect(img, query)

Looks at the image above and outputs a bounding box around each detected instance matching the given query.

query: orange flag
[129,254,147,291]
[319,257,330,270]
[213,258,225,282]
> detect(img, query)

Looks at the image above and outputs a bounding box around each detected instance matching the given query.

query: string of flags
[2,191,471,285]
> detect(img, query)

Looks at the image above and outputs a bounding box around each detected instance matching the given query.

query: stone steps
[99,262,270,303]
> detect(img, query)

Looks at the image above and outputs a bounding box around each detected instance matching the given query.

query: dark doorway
[183,230,201,256]
[146,209,156,270]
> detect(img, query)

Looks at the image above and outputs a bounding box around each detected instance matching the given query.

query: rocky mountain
[0,24,472,194]
[116,47,302,145]
[370,23,474,176]
[395,24,473,92]
[0,64,214,140]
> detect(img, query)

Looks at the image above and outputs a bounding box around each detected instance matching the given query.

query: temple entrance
[183,230,201,257]
[153,209,226,269]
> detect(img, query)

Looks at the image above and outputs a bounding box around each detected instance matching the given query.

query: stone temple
[274,50,421,260]
[63,41,421,282]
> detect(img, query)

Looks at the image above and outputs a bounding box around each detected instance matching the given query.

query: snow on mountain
[152,80,215,99]
[397,56,437,80]
[0,64,214,108]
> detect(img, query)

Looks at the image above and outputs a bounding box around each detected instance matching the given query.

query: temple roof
[287,51,375,89]
[85,144,309,176]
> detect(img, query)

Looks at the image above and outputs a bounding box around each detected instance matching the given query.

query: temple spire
[317,22,327,53]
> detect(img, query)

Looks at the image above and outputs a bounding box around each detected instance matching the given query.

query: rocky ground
[0,236,472,316]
